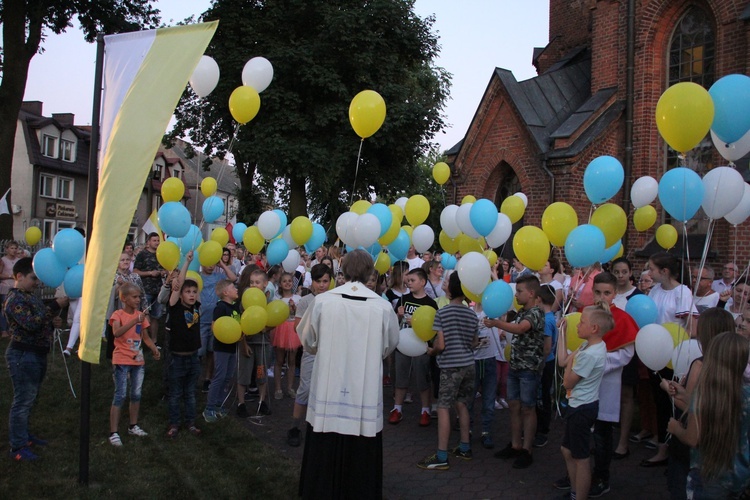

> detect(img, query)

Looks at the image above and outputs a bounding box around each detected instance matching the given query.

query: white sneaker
[404,392,413,404]
[499,398,509,409]
[128,425,148,437]
[495,400,503,410]
[109,433,123,447]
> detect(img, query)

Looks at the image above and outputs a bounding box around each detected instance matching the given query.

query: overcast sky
[22,0,550,153]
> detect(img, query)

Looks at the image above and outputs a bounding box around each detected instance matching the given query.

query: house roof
[19,109,91,176]
[158,139,239,196]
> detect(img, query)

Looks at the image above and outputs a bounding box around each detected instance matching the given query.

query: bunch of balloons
[32,228,86,297]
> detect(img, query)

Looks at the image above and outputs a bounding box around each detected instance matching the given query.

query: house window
[171,166,182,180]
[57,177,74,201]
[39,173,74,200]
[40,174,56,198]
[42,135,58,158]
[61,140,75,162]
[43,220,56,244]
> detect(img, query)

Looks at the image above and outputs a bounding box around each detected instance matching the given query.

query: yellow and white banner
[79,22,217,363]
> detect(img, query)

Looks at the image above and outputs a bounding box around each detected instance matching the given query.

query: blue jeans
[6,348,47,450]
[469,357,497,434]
[168,353,201,425]
[207,350,237,411]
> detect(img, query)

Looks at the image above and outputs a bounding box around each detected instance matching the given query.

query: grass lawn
[0,334,300,498]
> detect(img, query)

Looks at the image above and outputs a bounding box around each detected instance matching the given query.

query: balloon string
[349,139,365,206]
[688,218,715,340]
[194,107,204,225]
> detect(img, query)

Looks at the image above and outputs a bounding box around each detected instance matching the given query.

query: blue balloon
[179,252,201,272]
[709,74,750,144]
[388,229,410,262]
[267,239,289,266]
[52,228,85,267]
[179,225,203,254]
[158,201,191,238]
[367,203,393,238]
[469,198,499,237]
[63,264,85,299]
[305,223,327,254]
[272,210,287,238]
[202,196,225,223]
[583,156,624,204]
[564,224,606,268]
[232,223,248,244]
[33,248,67,288]
[625,294,658,328]
[658,167,704,221]
[364,242,381,258]
[481,280,514,318]
[600,240,622,264]
[441,253,457,270]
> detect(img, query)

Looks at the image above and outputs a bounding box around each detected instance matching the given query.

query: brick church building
[446,0,750,265]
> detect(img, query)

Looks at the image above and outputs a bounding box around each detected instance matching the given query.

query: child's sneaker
[236,403,249,418]
[419,411,431,427]
[217,408,229,419]
[10,447,39,461]
[533,433,549,448]
[203,409,218,423]
[494,442,523,459]
[258,401,272,416]
[287,427,301,447]
[108,433,123,447]
[589,479,610,498]
[187,425,202,437]
[498,398,509,408]
[451,446,473,460]
[512,449,533,469]
[481,432,494,449]
[167,425,179,439]
[403,392,413,403]
[417,453,449,470]
[128,425,148,437]
[388,408,403,424]
[553,475,571,490]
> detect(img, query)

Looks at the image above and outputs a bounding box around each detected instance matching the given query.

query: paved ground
[239,383,670,499]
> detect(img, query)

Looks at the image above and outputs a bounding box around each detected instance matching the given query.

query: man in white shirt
[406,245,425,271]
[712,262,737,297]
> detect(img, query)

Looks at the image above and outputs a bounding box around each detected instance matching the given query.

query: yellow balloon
[388,204,403,224]
[349,90,386,139]
[291,216,313,245]
[504,341,511,361]
[656,224,678,250]
[25,227,42,246]
[458,234,483,256]
[229,85,261,124]
[614,245,624,259]
[186,270,203,292]
[483,249,498,268]
[591,203,627,248]
[210,227,229,247]
[201,177,218,197]
[241,306,267,335]
[405,195,430,226]
[243,226,265,254]
[378,218,401,246]
[461,283,483,304]
[512,226,550,271]
[156,241,181,271]
[213,316,242,344]
[439,230,459,254]
[412,305,437,341]
[461,195,476,205]
[161,177,185,202]
[664,322,688,347]
[374,251,391,274]
[633,205,657,232]
[350,200,372,215]
[198,240,223,267]
[242,287,267,310]
[401,225,414,240]
[655,82,714,154]
[564,313,584,351]
[432,162,450,185]
[266,300,290,327]
[500,196,525,224]
[542,202,578,247]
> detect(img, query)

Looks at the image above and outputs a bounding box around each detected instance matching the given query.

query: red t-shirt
[110,309,150,365]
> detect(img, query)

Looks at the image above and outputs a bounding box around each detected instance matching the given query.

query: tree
[166,0,450,231]
[0,0,160,238]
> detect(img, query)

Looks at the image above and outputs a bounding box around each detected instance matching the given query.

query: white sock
[421,407,430,414]
[394,404,402,412]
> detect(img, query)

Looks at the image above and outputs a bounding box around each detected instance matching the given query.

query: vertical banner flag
[141,208,162,240]
[78,23,217,363]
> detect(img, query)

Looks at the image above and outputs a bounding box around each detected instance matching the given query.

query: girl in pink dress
[272,272,302,399]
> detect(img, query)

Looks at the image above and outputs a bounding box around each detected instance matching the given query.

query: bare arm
[218,260,237,282]
[427,331,445,356]
[169,251,193,307]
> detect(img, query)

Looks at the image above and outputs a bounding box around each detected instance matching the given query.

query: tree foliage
[0,0,160,238]
[166,0,450,230]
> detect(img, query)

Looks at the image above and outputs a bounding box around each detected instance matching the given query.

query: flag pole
[80,33,105,486]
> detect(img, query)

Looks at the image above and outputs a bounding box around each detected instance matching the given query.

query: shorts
[238,342,272,386]
[437,365,475,409]
[144,294,164,320]
[394,351,431,392]
[562,401,599,459]
[112,364,145,407]
[199,323,214,357]
[621,354,639,386]
[507,369,538,407]
[295,351,315,406]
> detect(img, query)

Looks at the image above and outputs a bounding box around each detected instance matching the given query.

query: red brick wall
[539,0,595,74]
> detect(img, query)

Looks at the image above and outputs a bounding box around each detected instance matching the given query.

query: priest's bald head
[342,249,374,283]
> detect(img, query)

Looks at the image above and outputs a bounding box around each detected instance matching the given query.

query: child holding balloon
[272,272,301,400]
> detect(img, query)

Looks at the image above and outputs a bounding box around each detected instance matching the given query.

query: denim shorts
[507,368,538,407]
[112,364,145,407]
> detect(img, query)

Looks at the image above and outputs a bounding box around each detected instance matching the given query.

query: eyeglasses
[691,276,711,281]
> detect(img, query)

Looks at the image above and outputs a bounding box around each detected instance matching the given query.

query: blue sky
[22,0,549,152]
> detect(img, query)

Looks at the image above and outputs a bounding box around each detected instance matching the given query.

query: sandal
[167,425,179,439]
[188,425,202,436]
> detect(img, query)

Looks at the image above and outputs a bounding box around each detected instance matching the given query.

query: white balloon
[635,324,674,371]
[395,197,409,211]
[282,249,300,273]
[412,225,435,253]
[671,339,701,379]
[725,183,750,225]
[189,56,220,98]
[485,213,513,248]
[456,251,491,295]
[336,212,359,246]
[630,176,659,208]
[353,213,381,248]
[456,203,480,238]
[440,205,461,238]
[711,129,750,162]
[702,166,745,219]
[513,192,528,208]
[257,211,281,240]
[281,225,296,249]
[397,328,427,356]
[241,57,274,93]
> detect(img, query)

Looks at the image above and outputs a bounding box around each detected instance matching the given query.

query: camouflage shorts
[437,365,475,409]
